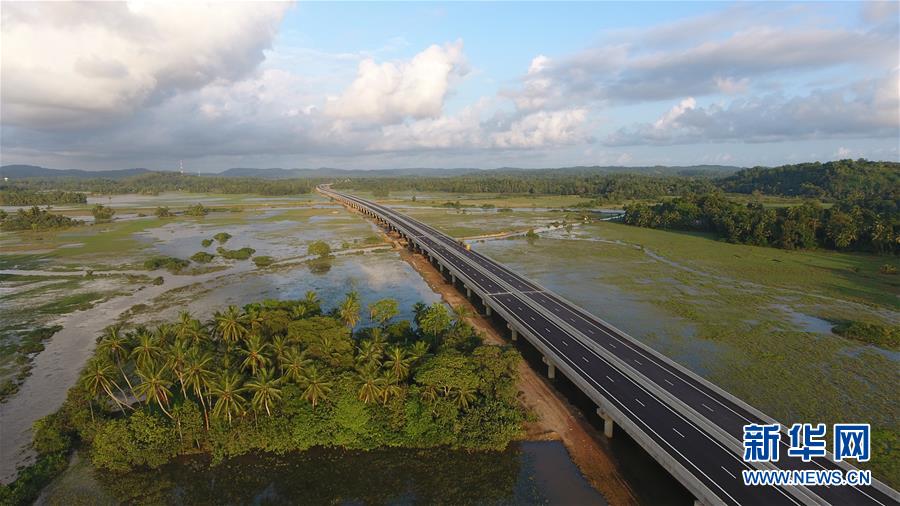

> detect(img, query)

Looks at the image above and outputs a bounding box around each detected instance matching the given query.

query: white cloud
[1,2,290,128]
[491,109,589,149]
[606,71,900,146]
[325,41,468,124]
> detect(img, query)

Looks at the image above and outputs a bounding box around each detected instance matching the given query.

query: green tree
[307,240,332,258]
[245,368,282,417]
[134,363,174,418]
[300,366,332,408]
[210,372,246,424]
[239,334,271,375]
[97,325,135,397]
[80,358,129,418]
[130,330,163,368]
[215,305,248,344]
[384,346,413,382]
[368,298,399,327]
[338,291,362,333]
[356,366,386,404]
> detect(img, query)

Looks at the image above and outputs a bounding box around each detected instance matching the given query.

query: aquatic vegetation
[190,252,215,264]
[216,247,255,260]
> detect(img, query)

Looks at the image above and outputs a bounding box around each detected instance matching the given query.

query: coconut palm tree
[135,363,174,418]
[245,368,282,417]
[270,335,290,367]
[154,323,177,346]
[239,334,271,375]
[357,366,386,404]
[97,325,135,397]
[338,291,361,333]
[131,330,163,368]
[80,358,129,418]
[409,341,430,365]
[280,347,311,383]
[300,366,332,408]
[215,305,248,344]
[381,376,403,405]
[384,346,413,382]
[245,307,265,336]
[166,338,191,398]
[183,348,215,429]
[210,371,246,424]
[304,290,321,314]
[176,311,207,347]
[452,386,476,410]
[355,340,382,369]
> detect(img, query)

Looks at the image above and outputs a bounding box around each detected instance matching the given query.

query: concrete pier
[596,408,614,438]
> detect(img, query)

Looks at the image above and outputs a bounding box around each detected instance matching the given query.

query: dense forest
[2,295,523,505]
[3,172,314,197]
[334,173,717,202]
[720,159,899,202]
[623,192,898,253]
[0,207,82,232]
[0,190,87,206]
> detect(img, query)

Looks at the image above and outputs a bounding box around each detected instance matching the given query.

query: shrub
[213,232,232,244]
[143,256,190,273]
[832,321,900,350]
[91,204,116,222]
[184,203,209,217]
[154,206,172,218]
[216,247,255,260]
[190,251,215,263]
[252,255,274,267]
[308,240,332,258]
[201,238,213,248]
[879,264,897,275]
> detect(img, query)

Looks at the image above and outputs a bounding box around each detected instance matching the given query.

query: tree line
[7,172,314,196]
[623,192,898,253]
[0,206,82,232]
[0,189,87,206]
[3,294,523,503]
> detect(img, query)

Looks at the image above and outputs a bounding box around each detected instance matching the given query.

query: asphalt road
[326,188,899,506]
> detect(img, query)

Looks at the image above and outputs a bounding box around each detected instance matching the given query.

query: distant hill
[216,167,483,179]
[0,165,153,180]
[719,159,899,200]
[1,164,740,181]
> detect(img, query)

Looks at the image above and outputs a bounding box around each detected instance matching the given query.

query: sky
[1,1,898,172]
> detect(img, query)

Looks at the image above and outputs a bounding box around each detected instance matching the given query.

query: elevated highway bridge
[319,185,899,506]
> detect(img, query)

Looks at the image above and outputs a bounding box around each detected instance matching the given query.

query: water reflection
[44,442,605,506]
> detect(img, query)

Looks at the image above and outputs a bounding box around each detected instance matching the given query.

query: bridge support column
[451,274,456,285]
[542,356,556,379]
[483,299,492,316]
[595,408,614,438]
[465,286,472,298]
[508,324,517,341]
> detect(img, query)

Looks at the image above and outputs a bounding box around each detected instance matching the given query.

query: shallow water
[39,441,605,506]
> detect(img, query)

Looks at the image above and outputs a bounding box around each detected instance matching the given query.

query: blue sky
[1,1,897,171]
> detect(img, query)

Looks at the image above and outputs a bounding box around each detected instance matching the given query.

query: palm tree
[338,291,361,333]
[300,366,332,408]
[357,366,386,404]
[245,307,265,336]
[131,330,163,368]
[215,305,248,344]
[166,338,191,398]
[239,334,271,375]
[97,325,135,397]
[409,341,430,365]
[154,323,177,346]
[281,347,311,384]
[176,311,207,347]
[80,358,129,418]
[184,348,215,429]
[452,386,476,410]
[384,346,412,382]
[245,368,282,417]
[355,340,382,369]
[210,372,246,424]
[135,363,174,418]
[381,376,403,405]
[270,335,290,367]
[451,304,473,328]
[304,290,321,314]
